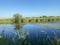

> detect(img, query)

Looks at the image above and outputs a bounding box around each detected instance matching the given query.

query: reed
[0,30,59,45]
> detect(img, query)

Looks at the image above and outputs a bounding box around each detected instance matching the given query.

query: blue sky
[0,0,60,18]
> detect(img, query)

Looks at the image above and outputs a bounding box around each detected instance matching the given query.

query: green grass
[0,30,59,45]
[0,17,60,24]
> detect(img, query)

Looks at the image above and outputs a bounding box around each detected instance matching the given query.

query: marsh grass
[0,30,59,45]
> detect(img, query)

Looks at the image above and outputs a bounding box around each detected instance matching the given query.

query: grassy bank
[0,17,60,24]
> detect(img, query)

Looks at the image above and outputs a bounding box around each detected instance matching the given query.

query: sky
[0,0,60,18]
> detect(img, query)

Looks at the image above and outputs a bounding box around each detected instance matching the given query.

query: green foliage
[0,15,60,24]
[13,13,21,24]
[13,13,22,30]
[0,19,13,24]
[0,30,59,45]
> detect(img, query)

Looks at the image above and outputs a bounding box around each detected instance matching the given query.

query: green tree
[13,13,22,30]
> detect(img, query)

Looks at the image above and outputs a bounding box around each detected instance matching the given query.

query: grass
[0,30,59,45]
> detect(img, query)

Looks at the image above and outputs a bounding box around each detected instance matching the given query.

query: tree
[13,13,22,30]
[13,13,22,23]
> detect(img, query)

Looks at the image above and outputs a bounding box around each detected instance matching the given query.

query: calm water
[0,22,60,44]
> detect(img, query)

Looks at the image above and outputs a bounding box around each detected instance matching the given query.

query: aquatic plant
[0,29,60,45]
[57,39,60,45]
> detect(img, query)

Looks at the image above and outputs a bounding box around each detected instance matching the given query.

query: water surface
[0,22,60,41]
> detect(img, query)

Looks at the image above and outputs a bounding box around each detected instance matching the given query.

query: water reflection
[14,23,23,30]
[14,24,20,30]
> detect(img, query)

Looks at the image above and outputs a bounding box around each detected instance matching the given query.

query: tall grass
[0,30,59,45]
